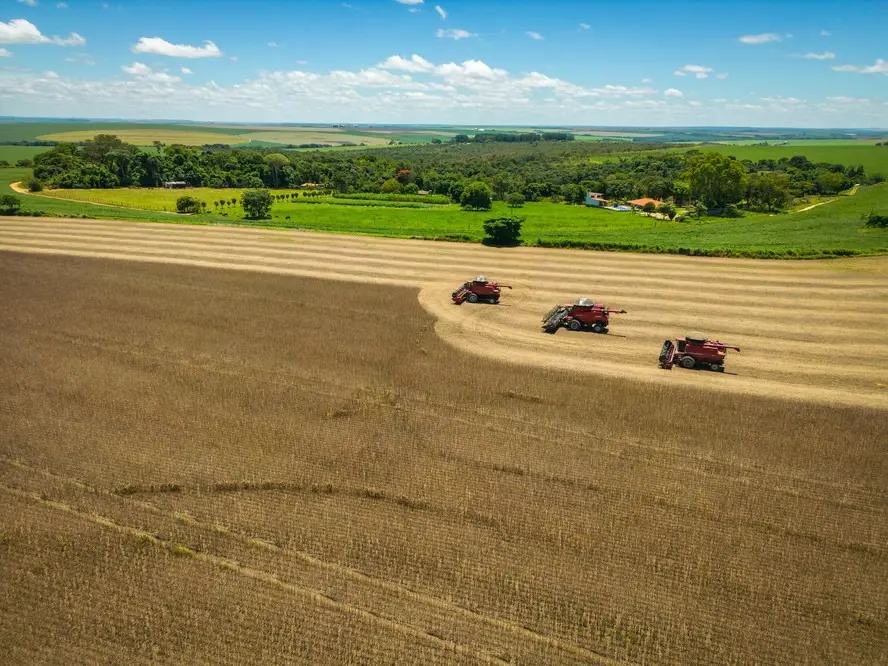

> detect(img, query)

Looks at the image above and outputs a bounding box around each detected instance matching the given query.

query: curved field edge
[3,168,887,259]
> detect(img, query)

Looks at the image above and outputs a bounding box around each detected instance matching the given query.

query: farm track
[1,216,887,409]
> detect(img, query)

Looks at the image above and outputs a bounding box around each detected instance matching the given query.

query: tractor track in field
[1,216,887,410]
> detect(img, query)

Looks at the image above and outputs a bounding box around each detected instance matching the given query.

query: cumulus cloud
[436,28,475,40]
[739,33,785,44]
[181,66,192,74]
[122,61,181,83]
[0,48,11,57]
[674,64,712,79]
[0,18,85,46]
[378,54,434,72]
[664,88,683,97]
[435,5,446,19]
[132,36,221,59]
[641,77,652,83]
[832,58,888,75]
[579,23,590,30]
[526,31,543,40]
[268,41,280,48]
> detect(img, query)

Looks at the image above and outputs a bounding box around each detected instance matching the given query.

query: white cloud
[760,95,804,104]
[435,5,446,19]
[827,96,872,104]
[122,61,181,83]
[641,77,652,83]
[436,28,475,40]
[408,7,420,12]
[57,1,67,6]
[181,66,192,74]
[832,58,888,75]
[675,64,712,79]
[688,100,702,107]
[396,0,423,4]
[798,52,835,60]
[0,18,85,46]
[229,56,238,61]
[378,54,434,72]
[17,0,39,6]
[132,37,221,59]
[715,73,729,79]
[739,33,784,44]
[268,41,280,48]
[65,54,95,65]
[0,48,11,57]
[820,29,831,36]
[579,23,590,30]
[664,88,683,97]
[526,31,543,40]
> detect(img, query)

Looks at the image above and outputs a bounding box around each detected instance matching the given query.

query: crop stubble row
[0,224,887,664]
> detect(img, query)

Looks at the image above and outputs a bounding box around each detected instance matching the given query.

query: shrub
[722,203,743,218]
[642,201,657,214]
[506,192,525,210]
[864,213,888,228]
[0,194,22,214]
[26,178,43,193]
[241,189,273,219]
[483,216,523,246]
[694,201,708,218]
[175,195,202,214]
[657,202,677,220]
[381,178,402,194]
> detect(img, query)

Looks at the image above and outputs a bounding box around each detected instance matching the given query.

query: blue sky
[1,0,886,126]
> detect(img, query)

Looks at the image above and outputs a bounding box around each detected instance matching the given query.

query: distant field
[0,146,48,162]
[40,186,304,211]
[236,131,391,146]
[38,128,253,147]
[676,144,888,175]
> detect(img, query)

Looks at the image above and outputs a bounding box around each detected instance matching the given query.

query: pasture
[0,236,886,664]
[0,146,47,163]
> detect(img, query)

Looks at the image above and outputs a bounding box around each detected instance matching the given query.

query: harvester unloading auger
[452,275,512,305]
[542,298,627,334]
[659,333,740,372]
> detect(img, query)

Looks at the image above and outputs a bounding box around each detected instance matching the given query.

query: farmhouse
[162,181,188,189]
[585,192,607,207]
[627,197,663,209]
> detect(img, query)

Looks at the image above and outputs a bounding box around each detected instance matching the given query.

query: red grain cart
[542,298,627,334]
[452,275,512,304]
[659,333,741,372]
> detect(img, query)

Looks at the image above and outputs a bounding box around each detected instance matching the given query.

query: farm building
[627,197,663,209]
[585,192,607,207]
[162,181,188,189]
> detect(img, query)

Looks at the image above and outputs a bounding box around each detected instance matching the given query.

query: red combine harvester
[451,275,512,305]
[542,298,627,334]
[658,333,741,372]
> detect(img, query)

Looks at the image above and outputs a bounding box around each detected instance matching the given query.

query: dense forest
[29,134,878,212]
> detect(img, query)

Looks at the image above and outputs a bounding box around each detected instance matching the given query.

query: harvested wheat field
[0,219,887,665]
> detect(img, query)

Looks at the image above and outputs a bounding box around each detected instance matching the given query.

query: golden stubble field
[1,219,887,664]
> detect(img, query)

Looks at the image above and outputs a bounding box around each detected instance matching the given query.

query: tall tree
[748,172,791,211]
[685,152,748,208]
[264,153,290,189]
[460,181,493,210]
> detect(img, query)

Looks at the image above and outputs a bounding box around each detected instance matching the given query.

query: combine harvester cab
[542,298,627,334]
[658,333,740,372]
[451,275,512,305]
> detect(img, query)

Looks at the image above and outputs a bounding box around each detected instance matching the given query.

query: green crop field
[673,143,888,175]
[38,185,305,211]
[37,128,255,147]
[0,146,49,163]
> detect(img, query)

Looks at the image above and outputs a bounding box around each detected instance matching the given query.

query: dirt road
[2,216,886,409]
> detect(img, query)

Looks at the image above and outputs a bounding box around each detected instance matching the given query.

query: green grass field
[40,185,305,211]
[5,164,885,258]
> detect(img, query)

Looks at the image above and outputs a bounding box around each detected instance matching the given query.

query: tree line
[28,134,878,214]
